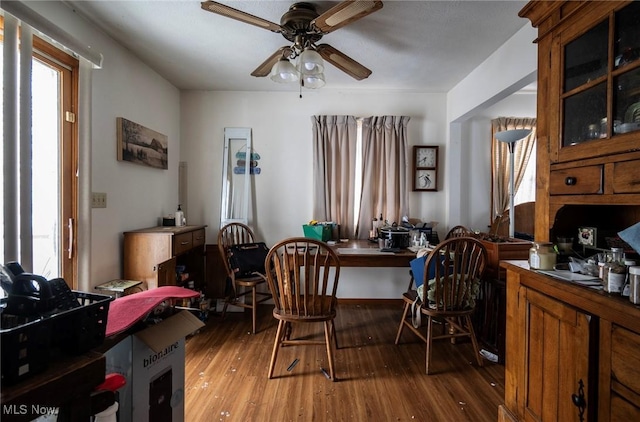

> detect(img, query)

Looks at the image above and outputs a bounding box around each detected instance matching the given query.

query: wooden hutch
[500,1,640,421]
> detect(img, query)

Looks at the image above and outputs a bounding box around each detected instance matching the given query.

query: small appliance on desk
[378,226,411,249]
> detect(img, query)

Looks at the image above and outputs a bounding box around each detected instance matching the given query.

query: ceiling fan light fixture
[303,72,326,89]
[270,58,299,83]
[297,47,324,75]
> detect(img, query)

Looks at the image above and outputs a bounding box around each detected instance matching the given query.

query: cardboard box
[104,311,205,422]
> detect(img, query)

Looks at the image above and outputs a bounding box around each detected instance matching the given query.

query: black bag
[227,242,269,277]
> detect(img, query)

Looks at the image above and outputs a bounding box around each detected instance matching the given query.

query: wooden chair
[217,222,272,334]
[264,237,341,380]
[395,236,488,374]
[445,225,472,239]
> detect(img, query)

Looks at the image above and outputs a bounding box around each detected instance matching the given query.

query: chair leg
[251,286,257,334]
[425,316,434,375]
[395,301,411,345]
[465,315,484,367]
[221,297,230,321]
[330,319,339,350]
[324,320,336,381]
[449,319,458,344]
[268,320,285,379]
[284,321,292,341]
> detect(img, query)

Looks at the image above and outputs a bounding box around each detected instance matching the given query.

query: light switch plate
[92,192,107,208]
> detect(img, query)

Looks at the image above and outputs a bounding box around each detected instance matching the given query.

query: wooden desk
[331,239,415,267]
[1,352,105,421]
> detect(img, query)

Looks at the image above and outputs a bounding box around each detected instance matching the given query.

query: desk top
[330,239,415,267]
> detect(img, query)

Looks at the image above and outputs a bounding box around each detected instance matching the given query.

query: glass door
[1,30,78,285]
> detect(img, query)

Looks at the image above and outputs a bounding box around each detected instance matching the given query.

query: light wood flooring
[185,303,505,421]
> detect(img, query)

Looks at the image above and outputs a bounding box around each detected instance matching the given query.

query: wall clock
[413,145,438,191]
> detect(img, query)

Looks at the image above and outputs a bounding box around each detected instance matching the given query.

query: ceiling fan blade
[316,44,372,80]
[251,47,293,77]
[311,0,383,34]
[201,1,282,33]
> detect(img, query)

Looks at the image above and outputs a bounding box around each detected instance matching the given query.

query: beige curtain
[311,116,358,238]
[491,117,537,221]
[357,116,410,239]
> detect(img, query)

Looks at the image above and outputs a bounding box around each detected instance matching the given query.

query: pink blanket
[105,286,199,336]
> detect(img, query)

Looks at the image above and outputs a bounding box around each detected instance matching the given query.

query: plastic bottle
[529,242,557,270]
[175,205,185,227]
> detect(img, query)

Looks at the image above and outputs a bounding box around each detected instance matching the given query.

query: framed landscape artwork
[117,117,168,169]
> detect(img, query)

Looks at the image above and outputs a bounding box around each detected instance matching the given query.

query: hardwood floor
[185,303,505,421]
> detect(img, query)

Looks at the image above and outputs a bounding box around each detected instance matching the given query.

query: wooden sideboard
[123,225,206,291]
[471,236,531,363]
[500,261,640,421]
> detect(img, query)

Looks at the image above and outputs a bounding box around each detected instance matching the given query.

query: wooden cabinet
[520,0,640,241]
[502,263,593,422]
[599,321,640,421]
[123,225,206,291]
[520,289,592,421]
[501,261,640,421]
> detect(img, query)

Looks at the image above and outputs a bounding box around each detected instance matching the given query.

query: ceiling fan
[200,1,383,84]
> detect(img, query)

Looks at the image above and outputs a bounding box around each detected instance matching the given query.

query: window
[513,146,536,206]
[312,115,410,239]
[1,20,79,285]
[490,117,537,225]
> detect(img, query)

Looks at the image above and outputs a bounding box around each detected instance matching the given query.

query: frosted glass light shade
[494,129,532,143]
[303,73,325,89]
[270,59,298,83]
[297,48,324,75]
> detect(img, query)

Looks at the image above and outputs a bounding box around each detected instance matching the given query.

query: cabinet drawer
[192,229,205,248]
[613,159,640,194]
[549,165,602,195]
[611,325,640,395]
[174,232,193,255]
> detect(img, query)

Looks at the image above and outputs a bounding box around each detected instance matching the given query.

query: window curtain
[491,117,537,221]
[357,116,410,239]
[311,116,358,238]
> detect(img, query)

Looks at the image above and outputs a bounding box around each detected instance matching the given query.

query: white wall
[181,90,447,245]
[27,2,182,289]
[444,23,537,233]
[181,90,448,298]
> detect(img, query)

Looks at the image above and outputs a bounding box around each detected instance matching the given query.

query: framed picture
[117,117,168,169]
[413,145,438,191]
[578,227,597,247]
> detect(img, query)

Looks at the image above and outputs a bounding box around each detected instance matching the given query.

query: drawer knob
[565,176,577,186]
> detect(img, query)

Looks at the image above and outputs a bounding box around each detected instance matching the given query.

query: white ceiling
[62,0,530,92]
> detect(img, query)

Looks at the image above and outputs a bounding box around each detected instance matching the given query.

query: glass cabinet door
[561,2,640,149]
[613,1,640,137]
[561,19,608,147]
